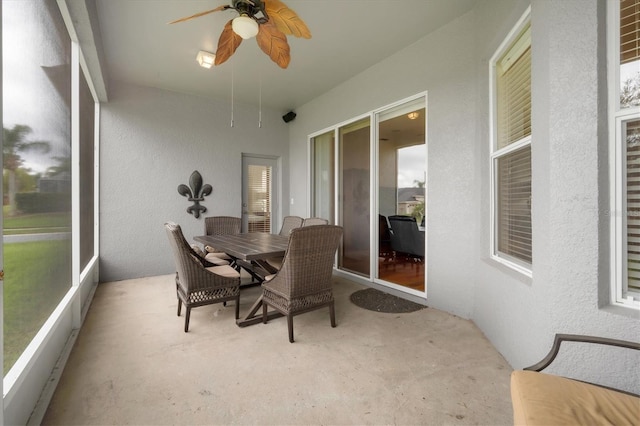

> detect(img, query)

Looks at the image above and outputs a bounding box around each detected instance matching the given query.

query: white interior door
[241,155,279,233]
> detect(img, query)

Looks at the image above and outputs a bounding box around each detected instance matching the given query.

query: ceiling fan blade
[168,5,228,25]
[264,0,311,39]
[256,21,291,69]
[215,20,243,66]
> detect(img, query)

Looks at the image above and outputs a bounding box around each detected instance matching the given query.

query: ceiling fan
[169,0,311,69]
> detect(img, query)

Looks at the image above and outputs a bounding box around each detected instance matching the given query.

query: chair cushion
[205,264,240,279]
[511,371,640,425]
[190,244,206,258]
[205,252,231,264]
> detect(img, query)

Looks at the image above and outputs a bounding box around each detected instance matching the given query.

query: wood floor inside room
[378,258,425,291]
[339,254,425,292]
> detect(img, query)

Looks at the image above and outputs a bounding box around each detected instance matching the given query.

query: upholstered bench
[510,334,640,425]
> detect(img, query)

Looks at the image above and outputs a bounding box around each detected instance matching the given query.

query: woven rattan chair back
[262,224,343,342]
[302,217,329,227]
[203,216,241,257]
[204,216,241,236]
[278,215,304,236]
[164,221,240,331]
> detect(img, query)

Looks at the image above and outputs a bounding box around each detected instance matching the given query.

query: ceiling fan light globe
[232,15,259,39]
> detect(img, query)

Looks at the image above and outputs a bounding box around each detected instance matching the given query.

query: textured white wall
[99,82,289,282]
[474,0,640,394]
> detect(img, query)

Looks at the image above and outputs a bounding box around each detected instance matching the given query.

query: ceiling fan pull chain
[231,37,236,127]
[258,68,263,128]
[230,55,235,128]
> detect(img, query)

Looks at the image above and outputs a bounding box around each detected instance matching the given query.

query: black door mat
[349,288,427,313]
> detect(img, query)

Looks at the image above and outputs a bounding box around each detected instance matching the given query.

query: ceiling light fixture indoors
[407,112,420,120]
[196,50,216,68]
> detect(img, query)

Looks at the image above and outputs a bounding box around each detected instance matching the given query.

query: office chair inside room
[388,215,425,262]
[379,214,393,262]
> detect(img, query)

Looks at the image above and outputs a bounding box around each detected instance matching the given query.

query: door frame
[241,154,281,233]
[307,92,428,299]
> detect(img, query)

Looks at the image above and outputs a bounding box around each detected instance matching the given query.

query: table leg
[236,294,282,327]
[254,259,279,275]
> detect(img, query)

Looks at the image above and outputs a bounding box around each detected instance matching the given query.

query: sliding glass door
[310,131,334,223]
[376,100,426,292]
[338,118,371,277]
[309,95,426,296]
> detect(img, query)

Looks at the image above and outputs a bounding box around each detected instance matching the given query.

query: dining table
[194,232,289,327]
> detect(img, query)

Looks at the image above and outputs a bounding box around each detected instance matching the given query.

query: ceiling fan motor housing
[233,0,268,22]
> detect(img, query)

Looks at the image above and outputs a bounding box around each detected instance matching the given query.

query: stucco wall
[474,0,639,394]
[287,0,640,393]
[99,82,290,282]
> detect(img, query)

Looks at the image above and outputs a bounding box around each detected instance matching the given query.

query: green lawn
[3,208,73,374]
[3,211,71,235]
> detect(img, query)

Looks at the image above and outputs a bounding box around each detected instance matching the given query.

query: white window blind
[492,19,532,270]
[621,0,640,65]
[497,146,532,264]
[497,27,531,149]
[247,165,271,233]
[625,118,640,293]
[611,1,640,307]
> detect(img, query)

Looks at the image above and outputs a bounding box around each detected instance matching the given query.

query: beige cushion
[205,264,240,279]
[204,253,231,264]
[511,371,640,426]
[190,244,206,258]
[205,245,231,259]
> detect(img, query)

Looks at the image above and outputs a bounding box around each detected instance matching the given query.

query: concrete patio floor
[42,274,514,425]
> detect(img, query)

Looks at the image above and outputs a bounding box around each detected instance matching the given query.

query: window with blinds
[497,146,532,264]
[496,27,531,149]
[625,119,640,293]
[247,165,272,233]
[620,0,640,108]
[612,0,640,307]
[491,16,532,271]
[621,0,640,65]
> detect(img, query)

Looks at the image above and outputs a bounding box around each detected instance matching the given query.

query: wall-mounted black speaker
[282,111,297,123]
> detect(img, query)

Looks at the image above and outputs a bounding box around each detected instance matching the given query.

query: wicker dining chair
[263,216,304,271]
[278,215,304,236]
[165,221,241,332]
[203,216,241,263]
[302,217,329,226]
[262,224,343,342]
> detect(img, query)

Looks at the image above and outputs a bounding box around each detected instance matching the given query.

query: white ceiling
[95,0,476,112]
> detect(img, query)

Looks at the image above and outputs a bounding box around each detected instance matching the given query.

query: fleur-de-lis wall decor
[177,170,212,219]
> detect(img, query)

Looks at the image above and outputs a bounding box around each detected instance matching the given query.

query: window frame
[609,0,640,309]
[489,6,533,277]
